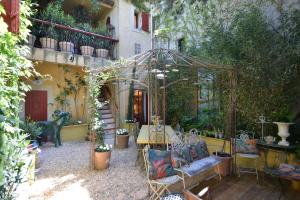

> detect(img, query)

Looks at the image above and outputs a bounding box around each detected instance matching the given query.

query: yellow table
[137,125,176,145]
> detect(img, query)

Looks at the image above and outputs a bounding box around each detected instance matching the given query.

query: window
[135,43,141,54]
[134,10,140,29]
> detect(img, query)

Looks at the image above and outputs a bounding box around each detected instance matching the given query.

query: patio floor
[22,137,299,200]
[194,173,299,200]
[27,137,148,200]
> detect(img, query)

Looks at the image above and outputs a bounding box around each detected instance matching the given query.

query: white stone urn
[80,46,94,56]
[59,41,74,52]
[40,37,57,50]
[273,122,294,146]
[96,48,109,58]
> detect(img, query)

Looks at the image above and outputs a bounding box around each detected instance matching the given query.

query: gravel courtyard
[28,137,148,200]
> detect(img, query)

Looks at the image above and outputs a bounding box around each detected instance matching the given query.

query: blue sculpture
[38,110,70,147]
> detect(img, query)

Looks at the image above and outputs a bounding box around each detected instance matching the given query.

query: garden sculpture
[38,110,70,147]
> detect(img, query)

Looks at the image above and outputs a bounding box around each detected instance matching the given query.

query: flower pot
[94,151,111,170]
[26,34,36,46]
[80,46,94,56]
[40,37,57,50]
[213,152,232,176]
[116,135,129,148]
[274,122,294,146]
[59,41,74,52]
[96,48,109,58]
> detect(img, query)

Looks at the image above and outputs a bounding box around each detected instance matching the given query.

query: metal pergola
[90,48,237,169]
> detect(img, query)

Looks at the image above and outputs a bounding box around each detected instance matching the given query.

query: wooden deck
[192,173,299,200]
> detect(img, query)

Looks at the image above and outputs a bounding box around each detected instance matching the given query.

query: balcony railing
[29,18,119,60]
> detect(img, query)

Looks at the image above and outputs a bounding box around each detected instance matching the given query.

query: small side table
[256,141,296,172]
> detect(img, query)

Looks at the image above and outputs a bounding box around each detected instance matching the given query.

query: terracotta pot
[40,37,57,50]
[116,135,129,148]
[59,41,74,52]
[213,152,232,176]
[96,48,109,58]
[94,151,111,170]
[80,46,94,56]
[26,34,36,46]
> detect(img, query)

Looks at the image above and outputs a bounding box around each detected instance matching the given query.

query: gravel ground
[27,137,148,200]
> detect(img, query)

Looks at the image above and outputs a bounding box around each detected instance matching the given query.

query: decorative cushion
[195,140,210,159]
[189,145,199,161]
[233,138,258,154]
[180,145,193,163]
[148,149,175,180]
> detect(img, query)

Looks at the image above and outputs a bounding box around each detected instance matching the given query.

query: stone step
[102,118,115,124]
[101,113,113,119]
[103,123,115,130]
[104,129,116,135]
[101,109,111,114]
[101,105,109,110]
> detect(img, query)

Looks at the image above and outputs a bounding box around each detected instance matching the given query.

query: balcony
[26,18,118,67]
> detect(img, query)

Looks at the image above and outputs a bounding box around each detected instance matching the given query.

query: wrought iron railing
[29,18,118,60]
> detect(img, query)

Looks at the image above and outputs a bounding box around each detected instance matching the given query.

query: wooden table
[137,125,176,145]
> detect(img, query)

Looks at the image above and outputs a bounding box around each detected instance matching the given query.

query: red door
[25,91,47,121]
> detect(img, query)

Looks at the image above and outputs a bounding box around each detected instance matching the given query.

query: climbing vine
[0,0,37,198]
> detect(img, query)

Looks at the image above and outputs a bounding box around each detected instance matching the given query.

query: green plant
[77,23,94,46]
[55,66,87,119]
[20,118,42,141]
[92,26,110,49]
[0,0,37,198]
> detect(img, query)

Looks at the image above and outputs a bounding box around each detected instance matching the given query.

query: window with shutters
[132,9,149,33]
[1,0,20,33]
[141,12,149,32]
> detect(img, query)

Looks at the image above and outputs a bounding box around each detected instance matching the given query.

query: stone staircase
[100,104,115,145]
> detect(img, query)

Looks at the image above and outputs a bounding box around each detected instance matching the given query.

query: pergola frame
[90,48,237,170]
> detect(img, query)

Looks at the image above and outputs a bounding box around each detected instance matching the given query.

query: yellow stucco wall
[201,136,299,171]
[21,62,88,122]
[61,124,89,142]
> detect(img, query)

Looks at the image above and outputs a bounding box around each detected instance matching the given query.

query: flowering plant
[95,144,112,152]
[116,128,129,135]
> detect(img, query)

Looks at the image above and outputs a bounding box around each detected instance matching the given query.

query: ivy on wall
[0,0,37,198]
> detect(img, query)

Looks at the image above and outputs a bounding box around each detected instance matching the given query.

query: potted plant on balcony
[116,129,129,149]
[78,23,94,56]
[57,14,76,52]
[93,26,110,58]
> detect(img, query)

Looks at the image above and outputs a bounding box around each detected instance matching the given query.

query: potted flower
[78,23,94,56]
[116,128,129,149]
[94,118,112,170]
[94,144,112,170]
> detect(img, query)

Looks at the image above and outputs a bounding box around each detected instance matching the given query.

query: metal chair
[143,145,184,200]
[233,131,259,180]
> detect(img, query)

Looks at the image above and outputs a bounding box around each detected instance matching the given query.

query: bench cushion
[180,156,221,177]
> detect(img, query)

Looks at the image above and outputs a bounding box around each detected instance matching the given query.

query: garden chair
[232,131,259,180]
[143,145,184,200]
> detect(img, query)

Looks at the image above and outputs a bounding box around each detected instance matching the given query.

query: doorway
[133,90,147,125]
[25,90,48,121]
